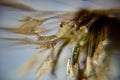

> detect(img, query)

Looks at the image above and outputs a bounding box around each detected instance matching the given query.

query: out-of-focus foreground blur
[0,0,120,80]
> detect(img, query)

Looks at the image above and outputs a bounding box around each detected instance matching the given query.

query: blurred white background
[0,0,120,80]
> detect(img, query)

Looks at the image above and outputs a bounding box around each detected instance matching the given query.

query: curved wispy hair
[16,8,120,80]
[0,1,120,80]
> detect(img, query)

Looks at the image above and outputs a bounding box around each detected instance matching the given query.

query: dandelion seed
[16,8,120,80]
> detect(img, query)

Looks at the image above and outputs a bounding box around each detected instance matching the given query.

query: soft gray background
[0,0,120,80]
